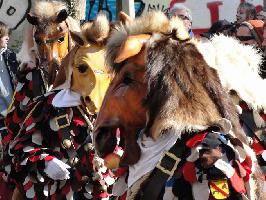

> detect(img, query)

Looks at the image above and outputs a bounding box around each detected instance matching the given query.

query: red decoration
[186,132,208,148]
[230,172,246,193]
[183,162,197,183]
[251,140,264,155]
[170,0,186,9]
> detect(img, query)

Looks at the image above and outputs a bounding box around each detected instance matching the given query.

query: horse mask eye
[35,38,43,45]
[58,36,65,44]
[78,64,88,73]
[123,72,133,85]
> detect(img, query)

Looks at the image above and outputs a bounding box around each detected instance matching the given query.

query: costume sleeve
[2,68,46,146]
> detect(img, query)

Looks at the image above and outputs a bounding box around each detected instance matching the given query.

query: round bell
[81,176,89,183]
[99,184,107,192]
[73,157,79,165]
[84,143,94,151]
[69,157,79,166]
[62,139,72,149]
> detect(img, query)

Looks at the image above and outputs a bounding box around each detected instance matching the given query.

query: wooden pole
[116,0,122,17]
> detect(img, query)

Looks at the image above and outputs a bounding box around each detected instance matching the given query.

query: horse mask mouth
[94,124,142,167]
[94,125,124,158]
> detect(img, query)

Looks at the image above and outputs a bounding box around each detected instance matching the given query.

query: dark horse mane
[144,34,247,143]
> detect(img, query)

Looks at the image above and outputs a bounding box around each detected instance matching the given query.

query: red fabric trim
[15,92,26,101]
[29,155,41,162]
[12,111,21,123]
[251,140,264,155]
[183,162,197,183]
[186,132,208,148]
[98,191,109,198]
[28,81,33,90]
[114,167,127,178]
[23,180,33,191]
[230,172,246,193]
[74,170,82,182]
[259,112,266,122]
[61,184,71,195]
[73,116,86,126]
[239,101,249,111]
[241,156,252,182]
[2,132,12,145]
[43,155,55,161]
[14,143,24,150]
[119,192,127,200]
[25,116,33,127]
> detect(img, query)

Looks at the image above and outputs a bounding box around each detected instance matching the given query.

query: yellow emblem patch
[209,179,230,199]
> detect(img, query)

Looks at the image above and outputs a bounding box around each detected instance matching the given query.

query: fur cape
[107,11,266,128]
[106,11,264,199]
[196,35,266,113]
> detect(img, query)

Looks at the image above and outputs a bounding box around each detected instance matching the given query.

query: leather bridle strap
[136,135,190,200]
[55,108,78,163]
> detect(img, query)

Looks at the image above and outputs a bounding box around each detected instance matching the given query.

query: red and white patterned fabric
[1,90,115,199]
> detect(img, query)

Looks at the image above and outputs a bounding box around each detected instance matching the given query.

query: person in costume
[1,13,114,200]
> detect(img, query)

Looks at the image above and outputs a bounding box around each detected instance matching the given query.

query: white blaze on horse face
[0,0,30,29]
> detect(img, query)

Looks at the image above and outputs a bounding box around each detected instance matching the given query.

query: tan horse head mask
[53,13,111,114]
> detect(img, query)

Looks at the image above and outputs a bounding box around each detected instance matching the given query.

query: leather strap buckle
[156,151,181,176]
[55,114,70,129]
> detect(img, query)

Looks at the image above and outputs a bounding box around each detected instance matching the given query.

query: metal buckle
[156,151,181,176]
[55,114,70,129]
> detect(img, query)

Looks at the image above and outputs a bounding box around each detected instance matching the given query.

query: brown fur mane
[106,11,189,73]
[144,34,247,143]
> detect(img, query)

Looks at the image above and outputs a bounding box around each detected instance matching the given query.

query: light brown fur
[31,0,67,21]
[107,11,189,72]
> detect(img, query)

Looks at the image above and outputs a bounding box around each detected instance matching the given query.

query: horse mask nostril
[95,127,117,158]
[85,96,91,103]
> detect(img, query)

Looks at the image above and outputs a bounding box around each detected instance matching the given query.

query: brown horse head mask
[94,11,191,165]
[53,13,111,114]
[26,0,80,86]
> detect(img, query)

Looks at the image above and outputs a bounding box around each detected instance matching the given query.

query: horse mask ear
[118,11,133,24]
[56,9,68,23]
[27,13,39,25]
[115,34,151,63]
[70,31,85,46]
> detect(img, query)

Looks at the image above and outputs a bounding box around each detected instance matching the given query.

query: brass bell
[62,139,72,149]
[69,157,79,166]
[81,176,89,183]
[84,143,94,151]
[99,185,107,192]
[72,157,79,165]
